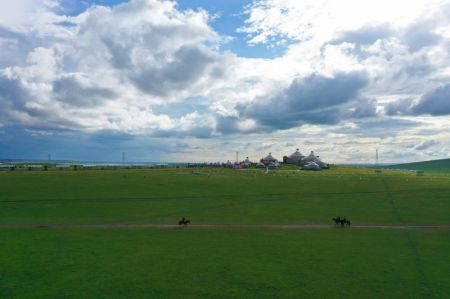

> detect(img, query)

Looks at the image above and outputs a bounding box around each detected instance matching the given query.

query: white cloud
[239,0,444,46]
[0,0,69,38]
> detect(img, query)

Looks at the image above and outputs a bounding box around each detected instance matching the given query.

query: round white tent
[242,157,252,168]
[284,148,305,164]
[261,152,278,164]
[303,151,328,169]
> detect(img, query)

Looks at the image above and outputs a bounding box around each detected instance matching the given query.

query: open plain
[0,167,449,298]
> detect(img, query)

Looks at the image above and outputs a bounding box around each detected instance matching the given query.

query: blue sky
[0,0,449,163]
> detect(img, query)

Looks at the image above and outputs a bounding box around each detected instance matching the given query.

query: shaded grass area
[385,158,450,173]
[0,228,449,299]
[0,168,449,225]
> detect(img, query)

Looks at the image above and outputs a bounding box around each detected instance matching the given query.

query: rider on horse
[179,217,190,226]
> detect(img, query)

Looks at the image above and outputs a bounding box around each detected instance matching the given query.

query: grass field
[0,167,449,298]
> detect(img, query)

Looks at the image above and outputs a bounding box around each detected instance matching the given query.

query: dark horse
[178,217,191,226]
[332,216,350,227]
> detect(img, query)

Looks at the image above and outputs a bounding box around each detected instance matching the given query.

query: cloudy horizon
[1,0,450,163]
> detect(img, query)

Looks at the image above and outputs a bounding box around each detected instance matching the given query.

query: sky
[0,0,450,163]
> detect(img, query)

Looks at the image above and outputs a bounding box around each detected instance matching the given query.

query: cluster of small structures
[283,149,329,170]
[219,148,329,171]
[0,149,330,171]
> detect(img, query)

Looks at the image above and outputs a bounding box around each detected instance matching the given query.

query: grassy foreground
[1,229,449,299]
[0,167,449,298]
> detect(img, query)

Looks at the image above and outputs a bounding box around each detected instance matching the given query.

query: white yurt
[284,148,305,164]
[242,157,252,168]
[303,151,328,169]
[261,152,278,164]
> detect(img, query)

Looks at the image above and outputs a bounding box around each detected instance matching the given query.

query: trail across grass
[1,223,449,230]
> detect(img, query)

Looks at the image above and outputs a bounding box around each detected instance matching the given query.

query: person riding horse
[342,216,351,226]
[332,216,350,227]
[178,217,190,226]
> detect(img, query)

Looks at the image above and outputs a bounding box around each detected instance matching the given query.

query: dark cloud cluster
[351,98,378,118]
[0,75,54,122]
[128,46,226,97]
[53,76,116,107]
[0,76,29,114]
[412,84,450,115]
[333,18,442,53]
[0,74,86,129]
[0,125,188,162]
[415,140,439,151]
[384,98,414,116]
[212,72,380,135]
[402,20,442,52]
[332,118,421,138]
[214,115,242,134]
[385,84,450,116]
[237,72,370,130]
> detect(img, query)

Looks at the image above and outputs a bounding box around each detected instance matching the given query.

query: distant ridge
[0,159,188,166]
[383,158,450,173]
[0,159,75,164]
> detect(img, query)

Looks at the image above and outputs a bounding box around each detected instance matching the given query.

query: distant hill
[0,159,75,165]
[383,158,450,173]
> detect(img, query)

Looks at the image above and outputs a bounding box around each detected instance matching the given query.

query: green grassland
[384,158,450,173]
[0,167,449,298]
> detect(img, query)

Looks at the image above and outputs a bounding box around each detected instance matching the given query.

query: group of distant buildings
[0,149,329,171]
[283,149,329,170]
[222,149,329,171]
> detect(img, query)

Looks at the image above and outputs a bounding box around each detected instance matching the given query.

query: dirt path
[0,224,449,230]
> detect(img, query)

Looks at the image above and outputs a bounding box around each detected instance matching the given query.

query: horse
[178,218,191,226]
[332,217,351,227]
[341,217,351,227]
[332,217,341,226]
